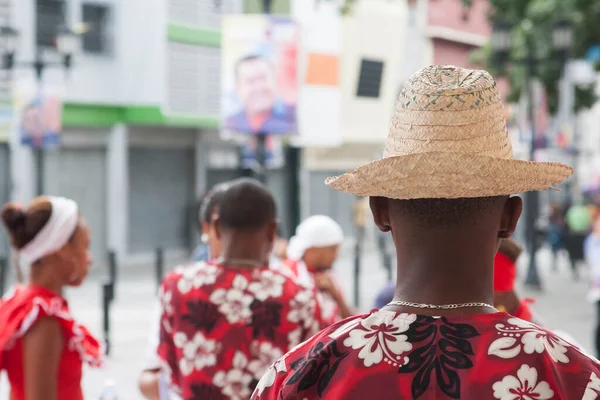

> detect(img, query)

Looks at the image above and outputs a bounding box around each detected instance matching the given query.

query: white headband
[286,215,344,261]
[19,196,79,265]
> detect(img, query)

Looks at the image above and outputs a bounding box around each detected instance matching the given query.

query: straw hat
[326,65,573,199]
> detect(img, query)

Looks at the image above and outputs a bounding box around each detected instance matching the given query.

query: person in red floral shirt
[285,215,354,327]
[252,66,598,400]
[158,178,322,399]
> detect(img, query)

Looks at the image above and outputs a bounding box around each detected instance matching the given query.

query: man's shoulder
[274,312,371,359]
[487,315,600,372]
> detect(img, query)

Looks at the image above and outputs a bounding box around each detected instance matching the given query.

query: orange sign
[305,53,340,86]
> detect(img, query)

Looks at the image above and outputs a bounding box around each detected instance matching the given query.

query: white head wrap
[19,196,79,265]
[286,215,344,261]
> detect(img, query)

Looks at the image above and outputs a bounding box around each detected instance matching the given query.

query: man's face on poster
[23,105,44,139]
[236,57,276,116]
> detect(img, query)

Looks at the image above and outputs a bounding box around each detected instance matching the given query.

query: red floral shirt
[252,310,600,400]
[284,260,344,328]
[158,261,323,399]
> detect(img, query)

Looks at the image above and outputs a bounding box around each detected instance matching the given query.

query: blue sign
[586,45,600,63]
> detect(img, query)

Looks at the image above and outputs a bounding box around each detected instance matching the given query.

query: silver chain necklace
[387,300,497,311]
[215,257,264,268]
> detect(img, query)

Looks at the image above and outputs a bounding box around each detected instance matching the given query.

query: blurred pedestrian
[157,178,322,399]
[565,200,592,279]
[374,280,395,309]
[584,217,600,358]
[546,201,566,271]
[286,215,354,327]
[252,66,593,399]
[139,183,229,400]
[0,196,103,400]
[352,196,369,246]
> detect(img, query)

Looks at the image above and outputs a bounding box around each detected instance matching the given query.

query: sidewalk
[0,245,596,398]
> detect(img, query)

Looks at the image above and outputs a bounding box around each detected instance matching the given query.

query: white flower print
[253,357,287,397]
[582,372,600,400]
[247,341,284,379]
[173,331,218,376]
[159,287,173,316]
[288,327,303,348]
[492,364,553,400]
[248,269,286,301]
[488,318,571,363]
[286,288,319,347]
[213,351,254,400]
[331,311,416,367]
[287,289,317,329]
[210,275,254,324]
[316,291,338,323]
[176,262,220,294]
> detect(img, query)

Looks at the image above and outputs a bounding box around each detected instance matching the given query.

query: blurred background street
[0,0,599,397]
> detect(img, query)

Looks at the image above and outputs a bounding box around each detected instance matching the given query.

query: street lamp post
[0,26,79,196]
[491,19,573,290]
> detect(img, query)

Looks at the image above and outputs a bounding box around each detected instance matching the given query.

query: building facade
[9,0,245,265]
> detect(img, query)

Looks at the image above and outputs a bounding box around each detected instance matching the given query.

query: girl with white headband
[0,196,103,400]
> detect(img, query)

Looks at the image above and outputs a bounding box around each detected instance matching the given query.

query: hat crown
[384,65,512,160]
[402,64,497,104]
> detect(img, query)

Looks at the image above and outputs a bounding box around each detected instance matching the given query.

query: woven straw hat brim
[325,152,573,199]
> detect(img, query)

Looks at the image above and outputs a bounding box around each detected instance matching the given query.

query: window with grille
[82,3,110,54]
[166,43,220,115]
[356,58,384,98]
[36,0,66,49]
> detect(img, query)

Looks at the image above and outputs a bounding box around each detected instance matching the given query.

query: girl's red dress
[0,285,104,400]
[494,252,533,321]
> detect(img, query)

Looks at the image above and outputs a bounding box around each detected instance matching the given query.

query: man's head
[322,65,570,308]
[235,55,276,116]
[303,245,339,272]
[287,215,344,271]
[370,195,522,250]
[215,178,277,262]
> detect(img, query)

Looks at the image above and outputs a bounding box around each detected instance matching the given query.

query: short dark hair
[390,196,506,229]
[235,54,271,81]
[197,183,229,231]
[218,178,276,230]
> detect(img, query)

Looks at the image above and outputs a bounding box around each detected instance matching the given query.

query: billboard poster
[14,80,62,149]
[221,15,299,136]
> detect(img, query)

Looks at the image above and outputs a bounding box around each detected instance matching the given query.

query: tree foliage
[474,0,600,113]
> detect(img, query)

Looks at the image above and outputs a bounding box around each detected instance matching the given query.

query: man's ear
[501,196,523,235]
[370,197,391,232]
